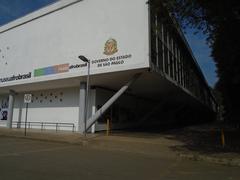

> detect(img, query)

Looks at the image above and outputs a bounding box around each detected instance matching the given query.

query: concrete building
[0,0,216,133]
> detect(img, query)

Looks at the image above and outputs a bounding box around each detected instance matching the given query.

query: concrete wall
[0,87,97,131]
[12,88,79,131]
[0,86,159,132]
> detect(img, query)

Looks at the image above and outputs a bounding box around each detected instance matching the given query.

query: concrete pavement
[1,127,240,167]
[0,136,240,180]
[0,127,182,158]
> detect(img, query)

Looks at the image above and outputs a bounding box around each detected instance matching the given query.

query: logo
[104,38,118,55]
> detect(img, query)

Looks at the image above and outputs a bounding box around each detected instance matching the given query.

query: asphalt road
[0,136,239,180]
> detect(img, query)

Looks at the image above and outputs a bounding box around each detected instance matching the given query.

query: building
[0,0,217,133]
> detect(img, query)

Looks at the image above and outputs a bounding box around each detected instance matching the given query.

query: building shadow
[165,122,240,155]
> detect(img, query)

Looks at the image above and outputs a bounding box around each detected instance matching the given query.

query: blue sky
[0,0,57,24]
[184,29,217,87]
[0,0,217,87]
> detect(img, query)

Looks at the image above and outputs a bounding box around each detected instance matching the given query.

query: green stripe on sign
[34,68,44,77]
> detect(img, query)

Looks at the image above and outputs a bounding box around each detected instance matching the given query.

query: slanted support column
[85,73,141,132]
[79,82,87,133]
[91,89,97,134]
[7,90,16,128]
[91,105,96,134]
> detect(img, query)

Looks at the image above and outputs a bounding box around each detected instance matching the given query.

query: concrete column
[91,89,96,134]
[161,23,165,73]
[86,73,141,131]
[91,105,96,134]
[155,14,159,67]
[167,31,171,74]
[7,90,15,128]
[79,82,86,133]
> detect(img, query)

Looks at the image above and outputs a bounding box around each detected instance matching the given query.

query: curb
[178,153,240,167]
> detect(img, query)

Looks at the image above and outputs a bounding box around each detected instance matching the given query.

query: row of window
[151,13,216,109]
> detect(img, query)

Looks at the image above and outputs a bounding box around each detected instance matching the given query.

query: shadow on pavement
[164,122,240,155]
[108,122,240,155]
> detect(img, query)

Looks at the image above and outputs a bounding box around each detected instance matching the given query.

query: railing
[12,121,75,132]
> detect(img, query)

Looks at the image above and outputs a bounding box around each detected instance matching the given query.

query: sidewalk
[0,127,90,145]
[1,126,240,167]
[0,127,181,158]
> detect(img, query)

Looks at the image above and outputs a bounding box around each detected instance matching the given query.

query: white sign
[24,94,32,104]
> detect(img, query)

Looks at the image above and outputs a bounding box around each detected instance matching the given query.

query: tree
[156,0,240,123]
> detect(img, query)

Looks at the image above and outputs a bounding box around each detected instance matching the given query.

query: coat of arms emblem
[104,38,118,55]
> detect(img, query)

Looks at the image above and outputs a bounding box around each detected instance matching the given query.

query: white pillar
[91,89,96,134]
[7,90,15,128]
[79,82,86,133]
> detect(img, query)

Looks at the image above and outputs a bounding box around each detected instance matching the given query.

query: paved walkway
[0,127,181,158]
[0,135,240,180]
[1,126,240,167]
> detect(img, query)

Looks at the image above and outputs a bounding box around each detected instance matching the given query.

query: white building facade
[0,0,216,133]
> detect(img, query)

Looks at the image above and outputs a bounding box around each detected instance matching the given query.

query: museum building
[0,0,217,133]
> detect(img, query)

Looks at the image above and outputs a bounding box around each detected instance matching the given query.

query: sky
[184,28,217,87]
[0,0,218,87]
